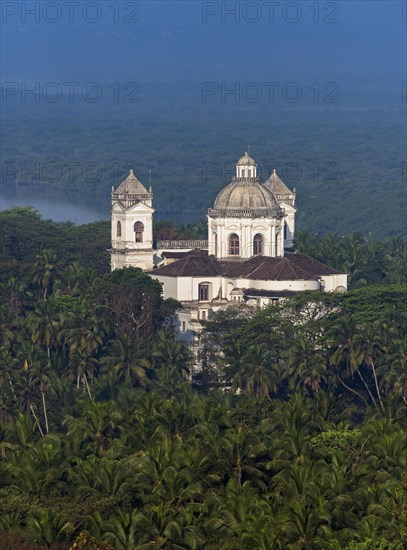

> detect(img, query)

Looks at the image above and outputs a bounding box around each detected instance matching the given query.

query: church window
[248,169,252,177]
[229,234,240,256]
[201,310,207,320]
[253,234,264,255]
[117,221,121,237]
[284,224,288,239]
[182,321,186,332]
[198,284,209,301]
[134,221,144,242]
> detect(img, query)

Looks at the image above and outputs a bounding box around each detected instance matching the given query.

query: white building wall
[320,273,348,292]
[148,275,178,300]
[208,216,284,259]
[236,278,320,291]
[111,202,154,271]
[280,203,296,248]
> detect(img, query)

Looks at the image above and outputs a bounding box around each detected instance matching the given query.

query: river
[0,185,202,225]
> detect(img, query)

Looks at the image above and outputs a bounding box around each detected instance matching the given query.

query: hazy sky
[1,0,405,91]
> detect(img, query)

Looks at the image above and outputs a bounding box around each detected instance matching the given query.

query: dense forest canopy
[1,84,405,238]
[0,209,406,549]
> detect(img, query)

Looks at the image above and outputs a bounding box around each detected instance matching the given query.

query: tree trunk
[41,382,49,434]
[357,369,378,410]
[30,404,44,437]
[83,373,93,400]
[369,358,385,415]
[338,375,368,407]
[8,378,17,399]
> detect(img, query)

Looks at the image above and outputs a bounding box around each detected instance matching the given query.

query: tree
[32,250,60,302]
[288,337,327,394]
[101,334,150,387]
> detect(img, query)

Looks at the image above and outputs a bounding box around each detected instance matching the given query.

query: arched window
[117,221,121,237]
[253,233,263,255]
[134,221,144,243]
[198,283,210,301]
[284,224,288,239]
[229,233,240,256]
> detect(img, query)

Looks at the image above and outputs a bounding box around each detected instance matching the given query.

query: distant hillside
[1,83,405,237]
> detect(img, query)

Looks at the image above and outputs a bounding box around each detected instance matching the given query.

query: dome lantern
[236,152,257,178]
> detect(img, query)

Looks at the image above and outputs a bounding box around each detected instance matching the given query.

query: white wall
[236,278,320,291]
[208,216,284,259]
[111,200,154,272]
[320,273,348,292]
[149,275,178,300]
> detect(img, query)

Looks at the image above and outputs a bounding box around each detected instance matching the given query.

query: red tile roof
[150,251,344,280]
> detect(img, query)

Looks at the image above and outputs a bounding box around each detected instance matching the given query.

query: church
[110,152,347,343]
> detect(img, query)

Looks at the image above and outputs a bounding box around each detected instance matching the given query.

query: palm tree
[24,508,73,548]
[54,262,97,297]
[134,503,196,549]
[101,334,150,387]
[102,509,140,550]
[220,425,268,487]
[2,411,37,451]
[234,344,278,399]
[280,492,332,549]
[222,338,247,389]
[151,330,191,375]
[288,337,327,394]
[27,299,60,365]
[64,401,123,456]
[69,345,98,398]
[205,479,264,549]
[31,362,52,434]
[32,250,59,301]
[380,338,407,405]
[354,326,386,414]
[68,456,135,499]
[65,303,106,359]
[329,317,379,410]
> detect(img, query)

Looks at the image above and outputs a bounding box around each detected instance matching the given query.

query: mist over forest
[1,83,405,237]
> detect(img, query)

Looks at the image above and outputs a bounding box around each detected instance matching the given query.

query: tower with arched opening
[110,169,154,270]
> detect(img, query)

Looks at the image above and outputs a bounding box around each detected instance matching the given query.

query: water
[0,185,203,225]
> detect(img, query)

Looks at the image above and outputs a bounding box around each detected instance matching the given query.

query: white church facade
[110,152,347,342]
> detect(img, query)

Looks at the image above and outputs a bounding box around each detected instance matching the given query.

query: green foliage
[0,214,110,277]
[310,426,363,459]
[0,206,42,220]
[295,231,407,289]
[0,214,406,548]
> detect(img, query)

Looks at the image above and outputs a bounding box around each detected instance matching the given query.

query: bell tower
[110,169,154,271]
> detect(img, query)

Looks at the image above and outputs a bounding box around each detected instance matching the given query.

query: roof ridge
[290,253,343,275]
[116,170,149,195]
[263,170,294,195]
[244,255,276,278]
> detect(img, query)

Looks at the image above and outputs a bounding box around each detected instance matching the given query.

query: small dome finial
[273,168,276,174]
[130,169,134,176]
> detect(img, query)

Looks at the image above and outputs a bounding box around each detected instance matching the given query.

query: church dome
[212,180,279,211]
[208,152,282,218]
[236,152,256,166]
